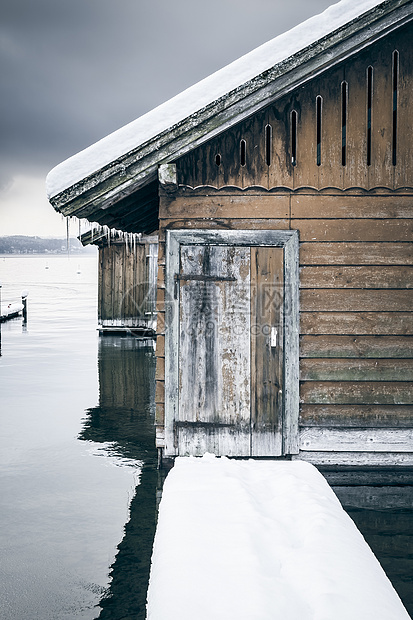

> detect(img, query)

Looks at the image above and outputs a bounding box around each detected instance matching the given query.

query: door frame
[164,229,299,457]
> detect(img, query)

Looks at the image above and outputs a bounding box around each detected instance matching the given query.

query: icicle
[66,218,70,255]
[78,219,81,238]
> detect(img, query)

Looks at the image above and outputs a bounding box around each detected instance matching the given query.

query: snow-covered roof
[46,0,413,232]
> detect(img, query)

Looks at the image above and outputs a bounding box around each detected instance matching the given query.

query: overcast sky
[0,0,333,237]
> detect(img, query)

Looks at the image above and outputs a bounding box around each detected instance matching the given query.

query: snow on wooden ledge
[147,456,409,620]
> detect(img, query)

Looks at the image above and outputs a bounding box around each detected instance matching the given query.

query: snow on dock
[147,455,410,620]
[0,303,24,322]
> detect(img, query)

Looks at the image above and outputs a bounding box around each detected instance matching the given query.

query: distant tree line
[0,236,93,254]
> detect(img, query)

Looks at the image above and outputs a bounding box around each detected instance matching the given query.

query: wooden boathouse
[47,0,413,466]
[79,229,158,333]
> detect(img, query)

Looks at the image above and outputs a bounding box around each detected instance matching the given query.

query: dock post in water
[21,290,28,323]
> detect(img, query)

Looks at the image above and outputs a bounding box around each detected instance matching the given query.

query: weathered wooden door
[165,230,299,458]
[175,243,283,456]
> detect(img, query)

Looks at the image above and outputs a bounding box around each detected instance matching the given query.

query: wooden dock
[147,456,410,620]
[0,304,24,322]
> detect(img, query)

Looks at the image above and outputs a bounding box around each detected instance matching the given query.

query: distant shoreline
[0,235,96,255]
[0,252,96,256]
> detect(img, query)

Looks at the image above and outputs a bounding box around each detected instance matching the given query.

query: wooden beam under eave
[97,202,159,233]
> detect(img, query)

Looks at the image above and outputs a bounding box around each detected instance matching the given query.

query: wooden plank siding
[300,312,412,335]
[158,186,413,456]
[300,359,413,382]
[300,289,412,311]
[158,192,412,457]
[297,194,412,449]
[300,405,413,428]
[300,382,412,405]
[98,240,157,329]
[300,266,412,289]
[296,219,412,242]
[300,243,412,265]
[300,335,413,358]
[155,21,413,461]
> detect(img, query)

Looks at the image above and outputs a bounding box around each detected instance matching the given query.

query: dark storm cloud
[0,0,332,188]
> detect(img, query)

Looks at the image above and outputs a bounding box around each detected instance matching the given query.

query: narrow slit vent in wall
[341,81,348,166]
[215,154,221,167]
[265,124,272,166]
[367,66,373,166]
[240,139,246,167]
[392,50,399,166]
[291,111,297,166]
[316,96,322,166]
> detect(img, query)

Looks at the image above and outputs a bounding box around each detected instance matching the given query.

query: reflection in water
[81,335,156,459]
[79,335,157,620]
[78,335,413,619]
[0,312,27,355]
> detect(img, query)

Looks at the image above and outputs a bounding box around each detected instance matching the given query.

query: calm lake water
[0,254,411,619]
[0,254,156,620]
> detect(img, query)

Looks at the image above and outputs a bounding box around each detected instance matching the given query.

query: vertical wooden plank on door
[178,244,251,456]
[251,247,284,456]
